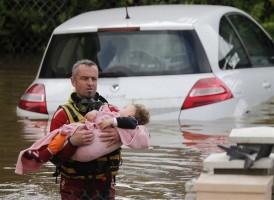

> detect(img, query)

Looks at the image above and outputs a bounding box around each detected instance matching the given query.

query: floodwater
[0,56,274,200]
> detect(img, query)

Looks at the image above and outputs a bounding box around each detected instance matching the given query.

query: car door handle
[262,81,271,89]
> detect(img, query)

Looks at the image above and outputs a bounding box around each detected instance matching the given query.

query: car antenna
[125,6,130,19]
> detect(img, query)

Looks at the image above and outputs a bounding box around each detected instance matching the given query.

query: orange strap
[48,133,67,154]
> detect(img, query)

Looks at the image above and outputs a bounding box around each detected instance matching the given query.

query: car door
[216,13,274,115]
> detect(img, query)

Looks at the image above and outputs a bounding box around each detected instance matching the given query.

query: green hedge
[262,22,274,38]
[0,0,273,54]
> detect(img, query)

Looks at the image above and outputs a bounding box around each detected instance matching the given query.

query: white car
[17,5,274,130]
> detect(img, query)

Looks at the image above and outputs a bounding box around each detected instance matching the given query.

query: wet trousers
[60,176,115,200]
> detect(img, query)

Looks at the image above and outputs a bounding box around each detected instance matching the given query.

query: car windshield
[40,30,211,78]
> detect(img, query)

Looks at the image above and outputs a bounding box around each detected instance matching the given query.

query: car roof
[54,5,244,34]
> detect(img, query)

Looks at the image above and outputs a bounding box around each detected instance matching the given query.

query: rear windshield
[40,30,211,78]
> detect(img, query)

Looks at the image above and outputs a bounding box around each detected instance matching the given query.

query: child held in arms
[16,103,150,174]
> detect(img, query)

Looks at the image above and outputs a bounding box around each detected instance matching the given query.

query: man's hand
[69,126,94,146]
[99,127,121,147]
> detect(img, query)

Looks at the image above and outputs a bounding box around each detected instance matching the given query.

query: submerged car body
[17,5,274,132]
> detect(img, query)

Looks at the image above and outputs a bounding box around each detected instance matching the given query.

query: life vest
[55,92,122,180]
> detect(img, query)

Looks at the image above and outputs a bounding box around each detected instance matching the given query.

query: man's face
[71,64,98,98]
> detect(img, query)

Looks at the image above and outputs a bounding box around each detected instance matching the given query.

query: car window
[218,16,251,70]
[228,14,274,68]
[39,30,211,78]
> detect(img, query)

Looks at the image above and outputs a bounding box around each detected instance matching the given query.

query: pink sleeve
[15,128,61,175]
[15,124,79,175]
[117,126,150,149]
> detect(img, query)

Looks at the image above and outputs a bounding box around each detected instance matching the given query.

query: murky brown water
[0,56,273,200]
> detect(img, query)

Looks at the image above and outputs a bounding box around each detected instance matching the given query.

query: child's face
[119,105,136,117]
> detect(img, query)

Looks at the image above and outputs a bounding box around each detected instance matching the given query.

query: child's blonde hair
[134,104,150,125]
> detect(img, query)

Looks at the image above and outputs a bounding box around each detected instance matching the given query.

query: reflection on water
[182,131,228,154]
[18,119,49,140]
[117,146,202,199]
[0,118,203,199]
[0,56,273,199]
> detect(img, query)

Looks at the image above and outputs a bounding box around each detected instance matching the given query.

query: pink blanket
[15,105,150,175]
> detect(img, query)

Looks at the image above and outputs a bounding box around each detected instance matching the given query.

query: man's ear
[71,77,75,87]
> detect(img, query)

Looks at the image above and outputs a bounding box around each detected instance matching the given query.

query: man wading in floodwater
[49,59,121,199]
